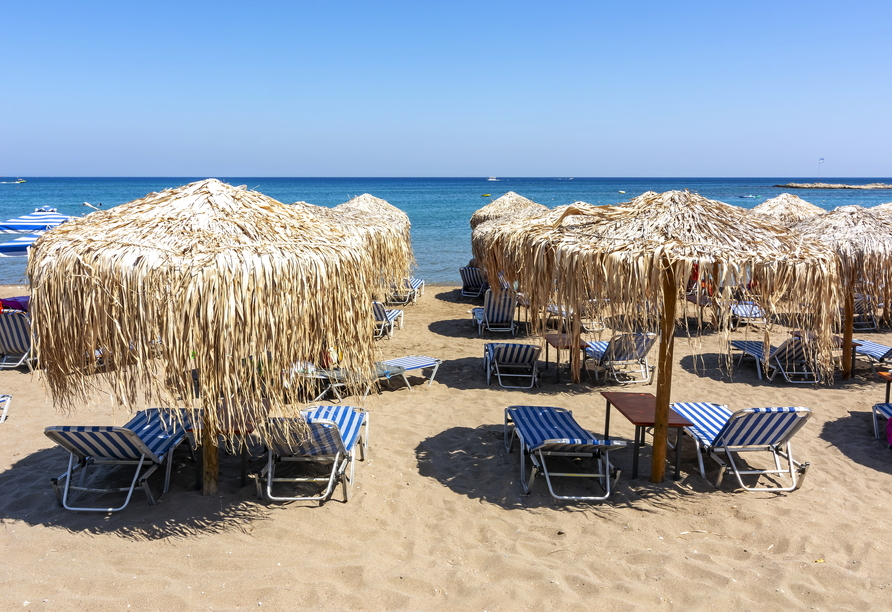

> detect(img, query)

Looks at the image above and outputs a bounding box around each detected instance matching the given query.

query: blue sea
[1,177,890,286]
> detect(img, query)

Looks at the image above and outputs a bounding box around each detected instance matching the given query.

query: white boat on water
[487,177,498,181]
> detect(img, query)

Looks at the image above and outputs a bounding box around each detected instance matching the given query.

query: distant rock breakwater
[774,182,892,189]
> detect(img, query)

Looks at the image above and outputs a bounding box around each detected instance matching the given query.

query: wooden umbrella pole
[842,274,855,379]
[651,261,677,483]
[201,412,219,495]
[571,309,582,384]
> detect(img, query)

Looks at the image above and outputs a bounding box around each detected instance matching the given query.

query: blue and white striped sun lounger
[730,338,819,383]
[472,289,517,335]
[256,406,368,504]
[373,301,404,339]
[853,338,892,368]
[0,394,10,423]
[0,309,34,370]
[381,355,442,388]
[729,301,767,329]
[584,333,657,385]
[459,267,489,298]
[670,402,811,491]
[44,408,191,512]
[504,406,625,501]
[872,402,892,441]
[388,277,425,305]
[484,343,540,389]
[853,297,878,331]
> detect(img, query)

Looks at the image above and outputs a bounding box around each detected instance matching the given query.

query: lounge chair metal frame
[44,408,190,512]
[373,301,404,339]
[853,338,892,373]
[670,402,811,492]
[459,267,489,298]
[504,405,625,501]
[584,332,657,385]
[0,309,35,370]
[256,406,368,504]
[484,343,540,389]
[472,288,517,336]
[730,338,820,384]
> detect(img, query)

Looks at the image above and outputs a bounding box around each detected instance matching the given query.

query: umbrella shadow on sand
[0,444,272,540]
[415,424,711,514]
[818,411,892,476]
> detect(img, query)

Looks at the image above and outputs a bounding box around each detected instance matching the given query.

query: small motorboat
[481,194,491,197]
[618,190,626,194]
[487,177,498,181]
[738,195,761,199]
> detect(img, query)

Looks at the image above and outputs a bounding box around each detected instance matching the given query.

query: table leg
[555,347,561,383]
[673,427,683,480]
[240,441,248,488]
[886,379,890,404]
[631,425,642,478]
[604,400,611,439]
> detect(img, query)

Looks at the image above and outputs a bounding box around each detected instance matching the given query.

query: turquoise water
[1,176,890,285]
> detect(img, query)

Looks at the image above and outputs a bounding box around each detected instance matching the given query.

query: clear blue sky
[3,1,890,177]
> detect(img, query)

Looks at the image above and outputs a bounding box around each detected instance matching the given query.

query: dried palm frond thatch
[294,194,415,300]
[469,191,547,229]
[334,194,415,298]
[474,190,840,481]
[28,179,380,492]
[870,201,892,216]
[792,205,892,375]
[749,193,824,225]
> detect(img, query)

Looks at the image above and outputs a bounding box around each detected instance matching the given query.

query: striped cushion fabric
[854,339,892,362]
[874,403,892,419]
[671,402,733,446]
[730,340,769,361]
[672,403,810,448]
[585,333,656,364]
[730,301,765,319]
[405,278,424,292]
[373,302,401,323]
[507,405,619,453]
[268,417,346,457]
[303,405,366,451]
[381,355,439,371]
[486,343,540,365]
[45,408,186,463]
[0,310,32,355]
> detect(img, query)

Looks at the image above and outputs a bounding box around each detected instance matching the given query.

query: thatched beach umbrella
[476,190,840,482]
[792,205,892,377]
[749,193,824,225]
[469,191,547,230]
[28,179,378,494]
[293,194,415,301]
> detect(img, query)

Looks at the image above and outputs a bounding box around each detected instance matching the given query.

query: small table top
[878,371,892,383]
[601,391,693,428]
[545,333,589,350]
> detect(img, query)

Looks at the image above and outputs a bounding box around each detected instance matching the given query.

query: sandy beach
[1,283,891,611]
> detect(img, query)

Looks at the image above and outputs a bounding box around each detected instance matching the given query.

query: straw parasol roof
[792,205,892,376]
[469,192,547,229]
[28,179,379,493]
[870,202,892,216]
[749,193,824,225]
[475,190,840,481]
[293,194,415,300]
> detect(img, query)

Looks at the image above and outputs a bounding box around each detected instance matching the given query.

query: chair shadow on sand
[414,424,709,513]
[0,442,271,540]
